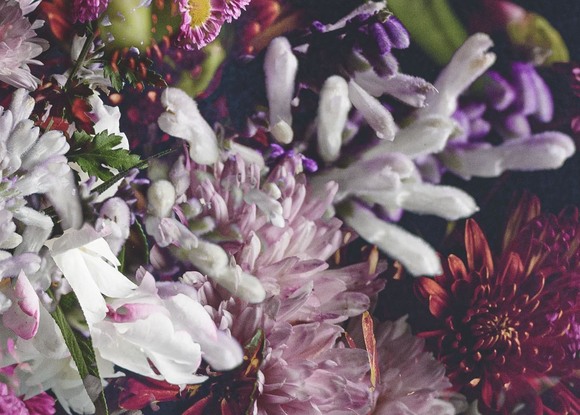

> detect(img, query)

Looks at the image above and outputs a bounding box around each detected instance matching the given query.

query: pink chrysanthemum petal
[222,0,252,22]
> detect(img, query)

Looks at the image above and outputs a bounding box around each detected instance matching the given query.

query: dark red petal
[465,219,495,275]
[496,252,524,286]
[447,255,469,281]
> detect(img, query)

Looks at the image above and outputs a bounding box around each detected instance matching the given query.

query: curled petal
[348,80,396,140]
[158,88,219,165]
[341,202,442,276]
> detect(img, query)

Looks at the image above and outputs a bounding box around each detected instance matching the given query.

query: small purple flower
[72,0,109,23]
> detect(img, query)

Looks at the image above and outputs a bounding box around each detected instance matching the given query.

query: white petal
[317,76,351,162]
[363,116,455,160]
[420,33,496,118]
[342,202,442,276]
[441,132,576,178]
[213,266,266,303]
[158,88,219,165]
[165,294,243,371]
[147,180,176,218]
[395,183,478,220]
[265,37,298,143]
[348,80,396,140]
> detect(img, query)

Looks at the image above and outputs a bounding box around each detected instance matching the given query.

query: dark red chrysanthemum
[415,194,579,415]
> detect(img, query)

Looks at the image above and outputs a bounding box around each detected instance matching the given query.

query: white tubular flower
[45,225,137,326]
[348,79,396,140]
[418,33,496,119]
[353,71,436,108]
[317,76,351,162]
[264,37,298,144]
[440,132,576,179]
[362,116,456,161]
[360,182,478,221]
[341,202,442,276]
[158,87,219,165]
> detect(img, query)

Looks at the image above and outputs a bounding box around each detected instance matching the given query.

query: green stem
[64,27,99,91]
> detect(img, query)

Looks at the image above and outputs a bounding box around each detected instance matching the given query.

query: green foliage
[104,53,166,92]
[69,130,142,181]
[49,293,109,414]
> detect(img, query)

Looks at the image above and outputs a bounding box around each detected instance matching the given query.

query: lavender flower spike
[317,76,351,162]
[264,37,298,144]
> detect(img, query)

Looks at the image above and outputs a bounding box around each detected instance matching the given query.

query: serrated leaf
[69,130,142,181]
[49,292,109,414]
[104,64,123,92]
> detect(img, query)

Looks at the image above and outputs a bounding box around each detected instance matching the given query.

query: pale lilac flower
[255,322,372,415]
[141,151,386,413]
[176,0,226,50]
[72,0,109,23]
[0,0,48,90]
[365,317,454,415]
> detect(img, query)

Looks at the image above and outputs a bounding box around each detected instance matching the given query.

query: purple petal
[384,16,410,49]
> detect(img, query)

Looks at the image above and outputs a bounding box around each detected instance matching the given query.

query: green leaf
[104,64,123,92]
[49,292,109,414]
[69,130,142,181]
[507,13,569,64]
[388,0,468,66]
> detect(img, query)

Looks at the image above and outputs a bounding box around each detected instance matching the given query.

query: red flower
[415,194,579,414]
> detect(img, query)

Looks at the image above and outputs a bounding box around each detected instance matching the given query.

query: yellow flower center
[188,0,212,28]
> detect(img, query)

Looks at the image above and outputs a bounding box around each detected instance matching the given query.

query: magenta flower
[0,368,55,415]
[72,0,109,23]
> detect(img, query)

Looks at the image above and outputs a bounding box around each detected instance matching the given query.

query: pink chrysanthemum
[369,318,455,415]
[176,0,227,50]
[222,0,252,22]
[72,0,109,23]
[0,0,48,90]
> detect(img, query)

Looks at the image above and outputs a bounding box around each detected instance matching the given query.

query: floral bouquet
[0,0,578,414]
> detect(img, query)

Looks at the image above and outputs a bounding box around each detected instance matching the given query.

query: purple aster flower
[176,0,227,50]
[0,0,48,90]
